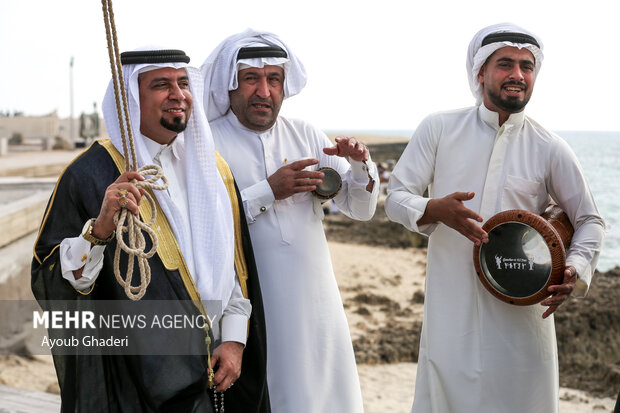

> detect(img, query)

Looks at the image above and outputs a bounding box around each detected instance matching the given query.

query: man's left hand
[323,136,369,162]
[541,266,577,319]
[211,341,244,392]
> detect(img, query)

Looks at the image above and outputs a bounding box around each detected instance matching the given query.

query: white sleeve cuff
[405,196,437,236]
[240,179,276,223]
[60,235,106,291]
[349,158,375,186]
[565,255,592,297]
[221,313,250,345]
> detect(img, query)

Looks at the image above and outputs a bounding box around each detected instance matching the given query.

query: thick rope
[112,165,168,300]
[101,0,167,301]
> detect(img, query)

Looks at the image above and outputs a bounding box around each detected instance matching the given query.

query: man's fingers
[212,361,240,392]
[295,170,324,180]
[540,267,578,319]
[213,364,227,384]
[117,171,145,183]
[216,379,233,392]
[563,266,578,282]
[463,228,488,245]
[210,353,220,369]
[295,179,322,187]
[541,293,569,307]
[125,197,141,216]
[547,284,574,295]
[451,191,475,201]
[288,158,319,170]
[293,185,318,193]
[542,305,557,319]
[322,146,338,156]
[361,147,370,162]
[456,219,488,244]
[116,183,143,206]
[462,208,484,223]
[327,137,368,160]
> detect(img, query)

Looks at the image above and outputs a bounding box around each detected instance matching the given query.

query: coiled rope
[101,0,168,300]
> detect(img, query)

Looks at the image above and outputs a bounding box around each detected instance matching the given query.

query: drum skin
[313,167,342,200]
[473,205,574,305]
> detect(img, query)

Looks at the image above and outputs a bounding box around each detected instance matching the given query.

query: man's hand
[267,158,324,200]
[418,192,488,245]
[92,171,146,240]
[72,172,145,281]
[323,136,369,162]
[541,266,577,319]
[211,341,244,392]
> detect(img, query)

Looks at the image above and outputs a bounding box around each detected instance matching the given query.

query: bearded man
[385,23,605,413]
[32,49,269,413]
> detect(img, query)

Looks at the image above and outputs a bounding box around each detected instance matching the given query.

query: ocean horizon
[326,129,619,272]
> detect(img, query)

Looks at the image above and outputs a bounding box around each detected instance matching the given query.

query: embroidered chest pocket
[502,175,549,213]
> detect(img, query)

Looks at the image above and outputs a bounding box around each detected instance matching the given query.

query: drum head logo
[480,222,552,298]
[494,255,535,271]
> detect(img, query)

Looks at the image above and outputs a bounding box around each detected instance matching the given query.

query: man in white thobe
[202,30,379,412]
[385,23,605,413]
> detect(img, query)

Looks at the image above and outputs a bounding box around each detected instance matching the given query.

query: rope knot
[113,164,168,301]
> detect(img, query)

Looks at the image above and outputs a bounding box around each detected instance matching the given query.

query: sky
[1,0,619,133]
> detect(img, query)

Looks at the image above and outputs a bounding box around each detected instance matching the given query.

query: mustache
[248,97,272,107]
[502,80,527,89]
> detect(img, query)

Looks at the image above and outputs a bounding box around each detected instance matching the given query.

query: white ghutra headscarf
[467,23,544,105]
[101,48,236,307]
[201,29,307,122]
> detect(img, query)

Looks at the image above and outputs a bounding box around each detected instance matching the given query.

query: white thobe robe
[385,105,605,413]
[211,111,379,413]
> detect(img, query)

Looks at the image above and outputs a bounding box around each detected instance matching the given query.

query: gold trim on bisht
[102,140,252,344]
[99,139,204,302]
[215,151,250,300]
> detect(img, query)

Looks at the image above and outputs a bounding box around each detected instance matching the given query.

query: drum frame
[313,167,342,200]
[473,208,571,306]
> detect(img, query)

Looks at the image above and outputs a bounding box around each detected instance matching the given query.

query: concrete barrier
[0,191,51,249]
[0,136,7,156]
[0,232,40,357]
[0,384,61,412]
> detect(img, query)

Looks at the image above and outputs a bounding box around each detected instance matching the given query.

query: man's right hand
[418,192,489,245]
[92,171,146,240]
[267,158,324,200]
[72,172,145,280]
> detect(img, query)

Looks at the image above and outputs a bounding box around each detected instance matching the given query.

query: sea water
[560,131,619,272]
[336,129,620,271]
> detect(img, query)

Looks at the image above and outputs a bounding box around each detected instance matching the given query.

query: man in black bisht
[31,49,270,413]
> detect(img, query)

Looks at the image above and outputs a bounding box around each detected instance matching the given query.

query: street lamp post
[69,56,74,148]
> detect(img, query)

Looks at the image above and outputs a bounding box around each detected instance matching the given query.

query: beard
[160,116,187,133]
[486,81,531,113]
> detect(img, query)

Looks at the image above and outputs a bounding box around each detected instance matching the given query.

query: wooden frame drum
[473,205,574,305]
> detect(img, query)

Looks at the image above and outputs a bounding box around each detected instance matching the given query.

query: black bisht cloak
[31,141,270,413]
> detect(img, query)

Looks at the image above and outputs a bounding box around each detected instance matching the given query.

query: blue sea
[331,129,620,272]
